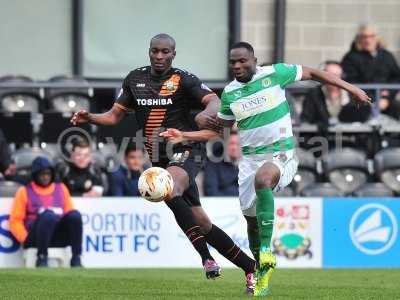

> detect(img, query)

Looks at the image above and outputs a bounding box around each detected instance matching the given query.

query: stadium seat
[39,112,93,144]
[0,181,22,197]
[322,148,369,195]
[292,148,317,194]
[23,247,72,268]
[301,183,344,197]
[374,148,400,194]
[13,147,54,183]
[96,113,139,145]
[45,76,92,113]
[353,183,394,197]
[0,75,41,113]
[0,112,33,144]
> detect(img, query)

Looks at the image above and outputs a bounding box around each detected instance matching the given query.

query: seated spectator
[204,131,240,196]
[9,156,83,267]
[341,24,400,119]
[0,128,16,179]
[301,61,371,125]
[57,138,106,197]
[108,143,146,196]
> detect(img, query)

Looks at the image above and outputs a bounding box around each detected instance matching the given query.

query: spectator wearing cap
[9,157,83,267]
[341,24,400,119]
[108,143,146,196]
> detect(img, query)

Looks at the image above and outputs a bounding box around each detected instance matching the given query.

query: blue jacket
[108,165,141,196]
[203,160,239,196]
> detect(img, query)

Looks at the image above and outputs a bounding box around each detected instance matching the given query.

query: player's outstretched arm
[160,118,235,144]
[160,128,219,144]
[301,66,372,105]
[70,104,126,126]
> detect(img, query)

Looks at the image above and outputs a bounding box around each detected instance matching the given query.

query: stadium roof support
[274,0,286,63]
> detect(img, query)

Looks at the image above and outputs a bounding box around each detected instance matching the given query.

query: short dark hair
[322,60,341,68]
[71,137,90,152]
[150,33,176,50]
[125,142,144,157]
[230,41,255,55]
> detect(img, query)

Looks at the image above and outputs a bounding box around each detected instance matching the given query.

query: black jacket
[341,45,400,84]
[301,87,371,126]
[342,45,400,119]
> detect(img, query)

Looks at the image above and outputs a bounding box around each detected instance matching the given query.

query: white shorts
[239,150,298,217]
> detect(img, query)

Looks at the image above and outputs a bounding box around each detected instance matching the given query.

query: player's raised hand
[350,87,372,105]
[71,110,90,125]
[159,128,184,144]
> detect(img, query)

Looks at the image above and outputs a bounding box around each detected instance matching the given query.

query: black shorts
[153,143,205,207]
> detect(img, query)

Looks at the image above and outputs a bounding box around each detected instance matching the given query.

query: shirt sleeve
[9,187,28,243]
[182,72,217,106]
[114,75,135,112]
[217,90,236,120]
[273,63,303,87]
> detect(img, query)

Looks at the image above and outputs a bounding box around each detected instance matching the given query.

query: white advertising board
[0,197,322,268]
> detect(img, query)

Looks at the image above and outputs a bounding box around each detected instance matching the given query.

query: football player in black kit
[71,33,256,293]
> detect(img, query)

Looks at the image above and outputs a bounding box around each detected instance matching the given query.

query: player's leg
[243,215,260,263]
[254,162,280,254]
[191,205,256,293]
[165,165,215,268]
[166,166,221,279]
[191,206,256,274]
[253,162,279,296]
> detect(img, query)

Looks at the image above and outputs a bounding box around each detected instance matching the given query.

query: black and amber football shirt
[115,66,216,159]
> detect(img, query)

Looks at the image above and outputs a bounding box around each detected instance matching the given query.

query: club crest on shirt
[262,78,272,88]
[166,81,175,91]
[160,74,181,96]
[233,90,242,98]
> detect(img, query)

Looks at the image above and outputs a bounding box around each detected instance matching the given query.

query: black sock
[205,224,256,274]
[166,196,213,263]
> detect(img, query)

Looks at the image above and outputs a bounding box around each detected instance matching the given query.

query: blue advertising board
[323,198,400,268]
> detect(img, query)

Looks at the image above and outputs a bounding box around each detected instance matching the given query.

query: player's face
[149,39,176,74]
[229,48,257,83]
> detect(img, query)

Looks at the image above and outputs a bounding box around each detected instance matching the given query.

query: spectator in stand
[203,131,240,196]
[108,143,146,196]
[0,128,16,179]
[301,61,371,125]
[57,138,106,197]
[9,156,83,267]
[342,24,400,119]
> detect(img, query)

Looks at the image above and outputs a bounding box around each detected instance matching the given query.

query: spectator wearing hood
[9,156,83,267]
[341,24,400,119]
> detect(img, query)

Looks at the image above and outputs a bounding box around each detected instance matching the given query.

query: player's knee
[198,219,212,234]
[171,183,185,197]
[254,172,276,190]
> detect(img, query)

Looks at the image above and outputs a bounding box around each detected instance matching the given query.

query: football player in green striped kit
[161,42,371,296]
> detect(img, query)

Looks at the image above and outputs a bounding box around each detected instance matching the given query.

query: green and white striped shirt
[218,63,302,155]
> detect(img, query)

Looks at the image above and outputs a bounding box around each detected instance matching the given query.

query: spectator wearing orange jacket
[9,156,83,267]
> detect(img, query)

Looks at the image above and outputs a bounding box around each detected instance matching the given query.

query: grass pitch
[0,268,399,299]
